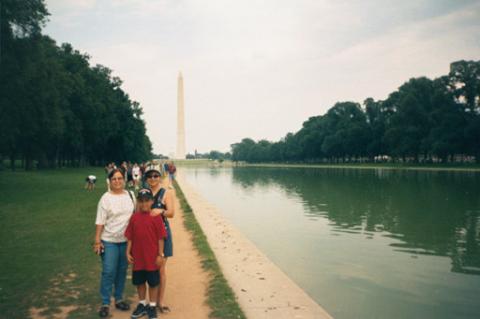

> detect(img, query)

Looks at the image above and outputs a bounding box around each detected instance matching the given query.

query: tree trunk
[37,153,48,169]
[10,154,15,171]
[25,156,34,171]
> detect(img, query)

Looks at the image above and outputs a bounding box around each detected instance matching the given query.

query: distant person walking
[93,169,136,318]
[120,161,128,179]
[132,163,141,190]
[167,161,176,189]
[145,164,175,313]
[140,162,148,188]
[127,162,134,189]
[163,162,169,178]
[105,163,115,191]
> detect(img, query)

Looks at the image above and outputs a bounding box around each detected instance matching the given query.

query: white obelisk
[176,72,186,159]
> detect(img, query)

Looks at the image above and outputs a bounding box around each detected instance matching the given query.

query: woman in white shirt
[93,168,135,318]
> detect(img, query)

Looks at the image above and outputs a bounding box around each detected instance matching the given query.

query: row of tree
[0,0,153,170]
[185,150,232,161]
[231,60,480,163]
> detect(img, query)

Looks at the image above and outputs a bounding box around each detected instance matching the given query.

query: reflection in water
[231,167,480,275]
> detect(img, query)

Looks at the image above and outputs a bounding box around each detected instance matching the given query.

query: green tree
[448,61,480,161]
[321,102,369,161]
[364,98,386,160]
[383,78,435,161]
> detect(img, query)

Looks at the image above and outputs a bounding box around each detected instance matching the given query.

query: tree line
[0,0,153,170]
[185,150,232,161]
[231,60,480,164]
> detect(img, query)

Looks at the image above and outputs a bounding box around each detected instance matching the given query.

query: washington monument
[176,72,186,159]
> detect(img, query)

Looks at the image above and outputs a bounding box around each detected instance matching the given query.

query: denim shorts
[164,218,173,257]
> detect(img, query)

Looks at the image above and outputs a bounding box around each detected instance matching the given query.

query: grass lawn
[0,167,135,319]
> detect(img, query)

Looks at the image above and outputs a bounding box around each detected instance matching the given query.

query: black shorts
[132,270,159,287]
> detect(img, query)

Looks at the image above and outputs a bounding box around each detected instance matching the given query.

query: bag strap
[153,188,167,208]
[126,190,135,213]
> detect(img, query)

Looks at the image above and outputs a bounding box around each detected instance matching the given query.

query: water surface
[182,167,480,319]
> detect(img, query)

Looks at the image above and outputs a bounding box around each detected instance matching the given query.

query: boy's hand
[156,255,164,267]
[127,253,134,264]
[151,208,162,216]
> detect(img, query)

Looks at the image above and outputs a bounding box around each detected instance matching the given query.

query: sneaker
[146,305,158,319]
[98,305,109,318]
[131,303,147,318]
[115,300,130,311]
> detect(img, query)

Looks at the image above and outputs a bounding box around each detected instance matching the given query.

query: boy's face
[137,198,153,212]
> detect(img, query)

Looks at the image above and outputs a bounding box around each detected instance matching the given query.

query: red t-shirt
[125,211,168,271]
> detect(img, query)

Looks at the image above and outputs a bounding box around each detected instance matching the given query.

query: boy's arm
[126,240,134,264]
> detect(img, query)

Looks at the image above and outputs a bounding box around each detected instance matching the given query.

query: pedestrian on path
[167,161,176,189]
[145,164,175,313]
[132,163,141,190]
[105,162,115,191]
[93,168,136,318]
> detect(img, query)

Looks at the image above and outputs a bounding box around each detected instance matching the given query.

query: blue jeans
[100,240,128,305]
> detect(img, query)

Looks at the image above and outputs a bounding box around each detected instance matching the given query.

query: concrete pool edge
[176,172,333,319]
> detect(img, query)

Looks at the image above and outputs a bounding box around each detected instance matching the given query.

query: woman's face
[110,171,125,191]
[146,171,162,188]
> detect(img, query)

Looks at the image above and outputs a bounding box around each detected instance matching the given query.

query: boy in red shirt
[125,188,167,319]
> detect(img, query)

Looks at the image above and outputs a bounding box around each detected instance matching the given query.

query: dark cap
[137,188,154,200]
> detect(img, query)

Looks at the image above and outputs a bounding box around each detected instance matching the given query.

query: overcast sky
[44,0,480,155]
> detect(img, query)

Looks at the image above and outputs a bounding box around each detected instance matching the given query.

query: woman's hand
[93,242,104,255]
[127,253,134,264]
[151,208,162,216]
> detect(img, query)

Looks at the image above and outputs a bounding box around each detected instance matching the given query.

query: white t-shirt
[95,190,136,243]
[132,166,141,178]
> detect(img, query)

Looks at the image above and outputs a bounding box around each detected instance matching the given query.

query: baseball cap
[144,164,163,175]
[137,188,154,200]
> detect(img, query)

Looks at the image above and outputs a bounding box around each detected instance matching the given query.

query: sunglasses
[146,174,161,179]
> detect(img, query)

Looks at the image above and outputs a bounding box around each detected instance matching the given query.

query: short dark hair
[108,168,124,180]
